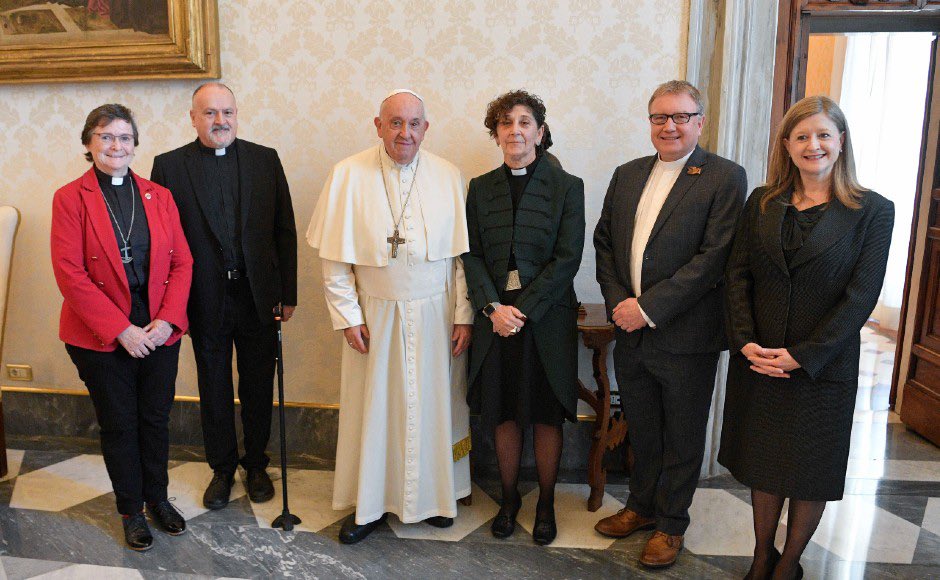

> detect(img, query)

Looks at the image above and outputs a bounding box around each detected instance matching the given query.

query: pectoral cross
[120,243,133,264]
[387,229,406,258]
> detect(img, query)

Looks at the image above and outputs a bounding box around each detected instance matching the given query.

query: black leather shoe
[122,512,154,551]
[203,471,235,510]
[491,492,522,539]
[338,513,387,544]
[532,500,557,545]
[745,548,781,580]
[245,468,275,503]
[147,499,186,535]
[424,516,454,528]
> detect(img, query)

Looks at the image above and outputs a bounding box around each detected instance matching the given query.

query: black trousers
[67,340,180,516]
[614,331,719,536]
[191,278,276,474]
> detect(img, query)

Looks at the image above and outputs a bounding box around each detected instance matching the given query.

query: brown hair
[483,89,546,139]
[647,80,705,114]
[81,103,139,162]
[762,95,864,211]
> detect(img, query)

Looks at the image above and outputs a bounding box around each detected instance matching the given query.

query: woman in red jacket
[51,104,193,551]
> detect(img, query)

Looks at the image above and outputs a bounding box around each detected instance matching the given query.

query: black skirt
[473,289,568,429]
[718,354,858,501]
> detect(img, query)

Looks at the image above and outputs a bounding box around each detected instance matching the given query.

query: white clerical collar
[510,167,526,176]
[215,147,226,156]
[111,176,124,186]
[657,150,694,171]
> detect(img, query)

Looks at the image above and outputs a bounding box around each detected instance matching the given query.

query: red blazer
[51,168,193,351]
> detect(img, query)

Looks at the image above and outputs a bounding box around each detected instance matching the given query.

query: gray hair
[648,80,705,114]
[192,82,236,103]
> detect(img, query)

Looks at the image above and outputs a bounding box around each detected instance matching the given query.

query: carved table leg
[585,344,610,511]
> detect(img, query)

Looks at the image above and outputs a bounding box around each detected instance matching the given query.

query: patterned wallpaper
[0,0,689,403]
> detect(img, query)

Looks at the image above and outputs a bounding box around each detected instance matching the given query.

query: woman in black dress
[719,96,894,579]
[463,90,585,545]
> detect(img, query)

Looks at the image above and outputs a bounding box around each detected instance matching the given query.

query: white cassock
[307,144,473,524]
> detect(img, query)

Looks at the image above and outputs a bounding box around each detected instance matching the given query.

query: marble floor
[0,327,937,579]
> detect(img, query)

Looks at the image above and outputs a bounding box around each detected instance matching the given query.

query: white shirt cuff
[638,303,656,328]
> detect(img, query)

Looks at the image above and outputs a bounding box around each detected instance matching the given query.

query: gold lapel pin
[687,166,702,175]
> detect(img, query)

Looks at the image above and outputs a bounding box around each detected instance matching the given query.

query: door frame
[771,0,940,408]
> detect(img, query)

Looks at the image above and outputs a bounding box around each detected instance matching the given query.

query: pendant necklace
[378,145,420,258]
[101,176,136,264]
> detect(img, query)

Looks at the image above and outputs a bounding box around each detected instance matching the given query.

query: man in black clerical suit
[593,80,746,568]
[151,83,297,509]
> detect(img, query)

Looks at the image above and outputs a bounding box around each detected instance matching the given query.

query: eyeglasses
[648,112,702,125]
[93,133,135,145]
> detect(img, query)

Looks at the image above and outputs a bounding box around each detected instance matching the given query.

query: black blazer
[463,158,585,416]
[151,139,297,332]
[725,188,894,380]
[594,146,747,354]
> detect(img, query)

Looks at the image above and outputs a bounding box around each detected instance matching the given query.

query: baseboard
[0,389,622,474]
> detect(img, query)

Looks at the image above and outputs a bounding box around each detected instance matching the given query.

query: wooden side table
[577,303,631,511]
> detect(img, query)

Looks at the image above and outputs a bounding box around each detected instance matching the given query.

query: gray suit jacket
[593,145,746,354]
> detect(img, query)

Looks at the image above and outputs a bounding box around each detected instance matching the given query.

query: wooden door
[773,1,940,446]
[901,173,940,446]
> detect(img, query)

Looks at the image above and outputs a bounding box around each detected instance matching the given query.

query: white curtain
[838,32,934,331]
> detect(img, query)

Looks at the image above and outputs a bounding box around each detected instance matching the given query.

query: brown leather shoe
[594,508,656,538]
[639,531,684,568]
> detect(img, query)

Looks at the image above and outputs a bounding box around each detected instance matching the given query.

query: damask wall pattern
[0,0,689,403]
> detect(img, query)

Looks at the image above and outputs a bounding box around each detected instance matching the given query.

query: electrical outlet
[6,364,32,381]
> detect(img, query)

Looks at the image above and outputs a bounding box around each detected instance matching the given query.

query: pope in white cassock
[306,90,473,544]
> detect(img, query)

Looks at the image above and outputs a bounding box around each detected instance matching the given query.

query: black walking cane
[271,305,301,531]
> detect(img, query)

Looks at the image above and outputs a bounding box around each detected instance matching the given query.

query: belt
[225,269,244,280]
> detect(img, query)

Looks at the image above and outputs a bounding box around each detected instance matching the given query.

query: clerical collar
[656,150,694,171]
[196,139,236,157]
[94,165,130,187]
[504,156,539,178]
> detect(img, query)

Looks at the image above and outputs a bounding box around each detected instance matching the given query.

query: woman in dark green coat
[463,90,585,546]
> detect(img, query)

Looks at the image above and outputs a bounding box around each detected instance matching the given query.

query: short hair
[647,80,705,114]
[483,89,546,140]
[192,81,236,102]
[762,95,864,211]
[81,103,139,162]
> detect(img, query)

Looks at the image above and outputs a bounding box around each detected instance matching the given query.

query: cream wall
[0,0,689,403]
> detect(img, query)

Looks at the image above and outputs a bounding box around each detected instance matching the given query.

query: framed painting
[0,0,219,83]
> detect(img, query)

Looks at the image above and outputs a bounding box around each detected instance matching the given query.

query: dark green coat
[462,159,585,418]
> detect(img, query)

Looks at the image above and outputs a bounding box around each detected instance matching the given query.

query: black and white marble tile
[0,327,934,578]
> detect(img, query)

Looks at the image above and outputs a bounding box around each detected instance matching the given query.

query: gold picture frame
[0,0,220,84]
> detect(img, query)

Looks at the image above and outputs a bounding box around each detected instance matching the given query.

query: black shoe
[491,492,522,539]
[203,471,235,510]
[532,500,557,545]
[424,516,454,528]
[338,513,387,544]
[122,512,154,551]
[147,499,186,535]
[245,468,275,503]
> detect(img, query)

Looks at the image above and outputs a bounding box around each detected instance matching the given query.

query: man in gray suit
[593,80,746,568]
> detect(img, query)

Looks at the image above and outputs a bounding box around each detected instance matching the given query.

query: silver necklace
[378,145,420,258]
[100,177,136,264]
